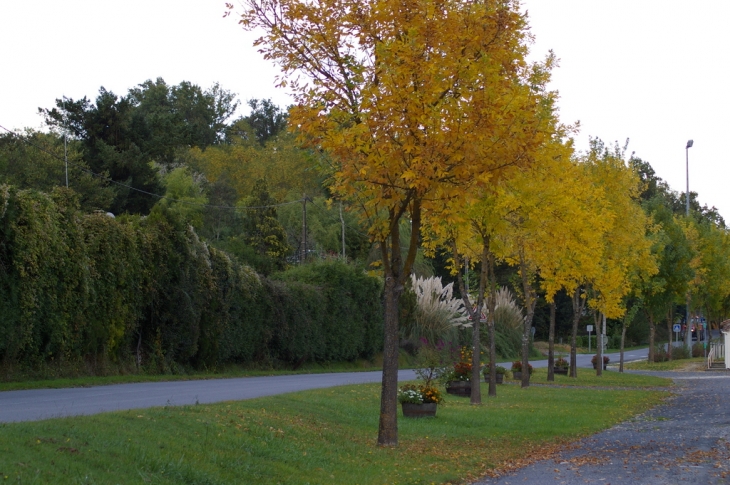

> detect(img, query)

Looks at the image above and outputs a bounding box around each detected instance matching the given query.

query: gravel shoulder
[472,370,730,485]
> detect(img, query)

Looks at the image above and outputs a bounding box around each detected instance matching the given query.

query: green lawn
[521,367,673,387]
[0,375,669,484]
[0,360,387,393]
[621,357,706,371]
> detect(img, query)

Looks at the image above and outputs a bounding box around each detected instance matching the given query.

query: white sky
[1,1,728,218]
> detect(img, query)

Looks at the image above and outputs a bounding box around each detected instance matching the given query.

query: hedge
[0,185,383,374]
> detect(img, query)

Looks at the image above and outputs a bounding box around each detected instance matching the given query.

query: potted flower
[398,384,443,418]
[511,360,533,380]
[483,365,507,384]
[592,355,610,370]
[553,357,569,375]
[445,361,472,396]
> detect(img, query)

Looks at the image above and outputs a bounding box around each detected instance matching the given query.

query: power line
[0,124,302,212]
[308,198,369,237]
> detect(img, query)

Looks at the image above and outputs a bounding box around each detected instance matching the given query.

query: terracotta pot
[402,402,437,418]
[446,380,471,397]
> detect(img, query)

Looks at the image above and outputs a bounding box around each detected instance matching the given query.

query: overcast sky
[2,1,728,218]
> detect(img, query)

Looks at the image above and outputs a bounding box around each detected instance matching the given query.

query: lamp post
[685,139,693,350]
[686,139,693,217]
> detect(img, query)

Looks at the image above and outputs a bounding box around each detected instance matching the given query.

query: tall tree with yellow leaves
[493,137,582,386]
[421,54,564,401]
[234,0,536,445]
[575,139,656,376]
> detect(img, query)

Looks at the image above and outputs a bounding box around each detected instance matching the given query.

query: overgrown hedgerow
[0,185,383,376]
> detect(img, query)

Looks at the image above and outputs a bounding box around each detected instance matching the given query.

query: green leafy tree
[237,178,291,273]
[638,196,693,361]
[151,167,208,230]
[40,79,239,214]
[0,130,114,211]
[40,88,162,214]
[237,98,288,145]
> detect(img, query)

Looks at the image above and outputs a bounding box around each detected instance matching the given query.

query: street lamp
[686,139,693,217]
[685,139,693,350]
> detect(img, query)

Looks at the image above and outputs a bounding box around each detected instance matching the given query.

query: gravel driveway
[472,370,730,485]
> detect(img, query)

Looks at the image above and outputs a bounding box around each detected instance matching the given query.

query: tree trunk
[470,315,482,404]
[377,273,400,447]
[619,324,626,372]
[666,309,673,361]
[570,287,583,378]
[647,313,655,363]
[376,203,420,448]
[519,251,536,388]
[470,244,489,404]
[595,311,603,377]
[547,300,556,381]
[452,241,488,404]
[684,295,692,350]
[486,246,498,397]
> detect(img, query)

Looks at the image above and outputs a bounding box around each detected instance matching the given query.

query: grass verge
[531,341,647,357]
[518,367,673,388]
[0,378,668,484]
[0,359,391,393]
[621,357,707,372]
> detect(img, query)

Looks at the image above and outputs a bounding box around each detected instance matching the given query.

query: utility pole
[63,95,68,188]
[339,201,345,260]
[301,196,312,263]
[685,139,693,350]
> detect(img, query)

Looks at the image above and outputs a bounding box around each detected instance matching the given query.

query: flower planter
[512,371,522,380]
[553,367,568,375]
[446,380,471,397]
[484,373,504,384]
[402,402,437,418]
[593,364,607,370]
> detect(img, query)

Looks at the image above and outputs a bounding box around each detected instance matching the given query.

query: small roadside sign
[587,325,594,333]
[673,323,681,332]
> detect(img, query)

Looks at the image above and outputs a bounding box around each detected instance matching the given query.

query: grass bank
[531,341,648,357]
[0,375,669,484]
[516,368,672,388]
[0,359,390,393]
[621,357,707,372]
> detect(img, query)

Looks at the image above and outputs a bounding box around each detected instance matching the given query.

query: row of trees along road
[235,0,730,448]
[2,0,729,451]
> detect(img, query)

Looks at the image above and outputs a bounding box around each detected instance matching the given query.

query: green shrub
[0,186,384,376]
[272,260,383,363]
[608,334,622,349]
[691,342,704,358]
[493,322,521,359]
[672,345,691,360]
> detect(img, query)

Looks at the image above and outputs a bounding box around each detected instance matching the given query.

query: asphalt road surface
[472,371,730,485]
[0,369,422,423]
[0,349,645,423]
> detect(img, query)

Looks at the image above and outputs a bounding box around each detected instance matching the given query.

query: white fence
[708,342,725,369]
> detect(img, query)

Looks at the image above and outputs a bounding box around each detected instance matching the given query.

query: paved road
[472,371,730,485]
[0,370,416,423]
[529,348,649,369]
[0,349,646,423]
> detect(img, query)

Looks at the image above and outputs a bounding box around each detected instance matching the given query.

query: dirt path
[472,371,730,485]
